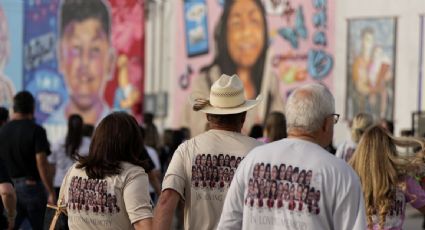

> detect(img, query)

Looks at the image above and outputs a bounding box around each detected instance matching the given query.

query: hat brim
[189,95,262,115]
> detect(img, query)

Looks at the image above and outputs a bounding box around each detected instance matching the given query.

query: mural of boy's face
[59,18,113,110]
[226,0,265,69]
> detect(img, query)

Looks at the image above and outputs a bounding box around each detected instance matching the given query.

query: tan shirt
[162,129,262,230]
[59,162,153,230]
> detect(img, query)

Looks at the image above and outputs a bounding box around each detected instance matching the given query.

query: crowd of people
[0,73,424,230]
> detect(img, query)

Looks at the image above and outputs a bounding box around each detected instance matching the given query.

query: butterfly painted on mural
[278,6,307,49]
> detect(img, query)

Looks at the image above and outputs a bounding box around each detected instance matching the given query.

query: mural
[0,0,23,111]
[346,18,396,121]
[176,0,335,136]
[21,0,144,143]
[420,15,425,111]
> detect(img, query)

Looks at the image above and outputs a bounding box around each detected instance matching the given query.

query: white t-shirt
[218,138,366,230]
[335,139,357,162]
[162,129,262,230]
[145,145,161,193]
[48,137,91,187]
[59,162,153,230]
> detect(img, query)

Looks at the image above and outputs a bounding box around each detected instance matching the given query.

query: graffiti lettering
[307,49,333,80]
[272,54,308,67]
[24,33,55,71]
[313,31,327,46]
[312,0,327,9]
[313,11,327,28]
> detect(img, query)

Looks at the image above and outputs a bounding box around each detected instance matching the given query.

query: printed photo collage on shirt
[245,163,321,215]
[68,176,121,215]
[191,153,243,190]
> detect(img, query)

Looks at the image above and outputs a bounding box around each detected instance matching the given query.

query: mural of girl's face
[224,155,230,166]
[226,0,265,69]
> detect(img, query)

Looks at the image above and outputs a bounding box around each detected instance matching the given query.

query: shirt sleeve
[123,167,153,224]
[405,176,425,209]
[332,168,366,230]
[217,155,247,230]
[0,160,12,184]
[35,125,51,155]
[161,143,187,199]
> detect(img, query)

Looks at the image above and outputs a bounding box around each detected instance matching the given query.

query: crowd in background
[0,82,424,230]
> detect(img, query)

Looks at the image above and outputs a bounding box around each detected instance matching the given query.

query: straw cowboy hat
[190,74,262,115]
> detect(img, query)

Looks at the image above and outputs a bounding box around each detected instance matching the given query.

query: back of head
[285,83,334,134]
[249,124,264,139]
[0,107,8,124]
[350,125,425,228]
[265,111,287,142]
[66,114,84,159]
[143,113,154,125]
[13,91,35,115]
[351,113,374,143]
[77,112,143,179]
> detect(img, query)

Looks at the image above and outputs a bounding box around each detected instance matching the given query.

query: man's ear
[322,116,332,133]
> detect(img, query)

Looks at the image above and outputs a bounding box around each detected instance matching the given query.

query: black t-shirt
[0,160,12,228]
[0,119,51,180]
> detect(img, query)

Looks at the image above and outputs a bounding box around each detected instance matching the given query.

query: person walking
[154,74,263,230]
[218,83,366,230]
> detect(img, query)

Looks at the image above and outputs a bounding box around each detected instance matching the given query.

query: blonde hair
[349,126,425,229]
[351,113,374,143]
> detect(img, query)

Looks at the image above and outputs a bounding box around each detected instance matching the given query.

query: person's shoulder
[120,162,148,180]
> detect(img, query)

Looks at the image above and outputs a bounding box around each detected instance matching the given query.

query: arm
[333,170,366,230]
[148,170,162,196]
[153,189,181,230]
[405,176,425,214]
[36,153,56,204]
[0,182,16,230]
[133,218,152,230]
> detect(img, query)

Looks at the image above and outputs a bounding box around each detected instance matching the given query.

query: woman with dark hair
[58,112,152,229]
[182,0,284,137]
[259,111,287,143]
[48,114,91,195]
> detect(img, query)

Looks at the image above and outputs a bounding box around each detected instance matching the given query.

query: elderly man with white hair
[218,83,366,230]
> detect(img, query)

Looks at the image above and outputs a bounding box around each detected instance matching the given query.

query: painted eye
[71,46,82,57]
[89,47,101,58]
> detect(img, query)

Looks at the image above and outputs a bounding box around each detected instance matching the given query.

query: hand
[48,192,57,205]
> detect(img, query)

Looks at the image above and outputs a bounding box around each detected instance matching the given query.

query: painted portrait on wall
[0,0,23,110]
[177,0,335,136]
[346,18,396,121]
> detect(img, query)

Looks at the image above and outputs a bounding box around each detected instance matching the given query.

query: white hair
[285,83,335,134]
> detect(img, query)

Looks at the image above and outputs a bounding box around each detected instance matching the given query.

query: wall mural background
[174,0,335,136]
[0,0,145,143]
[346,17,396,121]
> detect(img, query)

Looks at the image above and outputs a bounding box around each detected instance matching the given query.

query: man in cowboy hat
[154,74,263,230]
